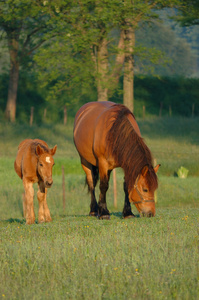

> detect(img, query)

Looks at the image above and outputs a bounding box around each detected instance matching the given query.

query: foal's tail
[86,165,99,192]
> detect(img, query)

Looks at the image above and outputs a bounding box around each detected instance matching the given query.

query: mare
[73,101,160,219]
[14,139,57,224]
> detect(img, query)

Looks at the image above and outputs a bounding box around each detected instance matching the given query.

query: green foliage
[111,76,199,117]
[176,0,199,26]
[135,20,196,77]
[0,74,199,122]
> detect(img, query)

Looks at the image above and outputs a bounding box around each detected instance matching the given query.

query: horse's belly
[74,117,98,166]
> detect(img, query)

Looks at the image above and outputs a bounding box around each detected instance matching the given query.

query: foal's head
[129,164,160,217]
[36,145,57,188]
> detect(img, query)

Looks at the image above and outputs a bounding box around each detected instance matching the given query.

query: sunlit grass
[0,117,199,299]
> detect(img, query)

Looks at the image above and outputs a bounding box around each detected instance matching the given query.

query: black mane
[106,104,158,191]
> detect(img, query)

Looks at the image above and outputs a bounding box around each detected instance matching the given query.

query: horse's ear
[50,145,57,156]
[154,164,161,173]
[36,145,45,156]
[141,165,149,177]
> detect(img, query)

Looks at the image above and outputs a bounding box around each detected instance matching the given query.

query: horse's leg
[81,162,98,216]
[123,179,135,218]
[22,192,26,218]
[98,160,111,220]
[23,179,35,224]
[37,182,52,223]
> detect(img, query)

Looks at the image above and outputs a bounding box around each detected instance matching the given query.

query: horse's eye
[143,188,148,193]
[40,163,43,167]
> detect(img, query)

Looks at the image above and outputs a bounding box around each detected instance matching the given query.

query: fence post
[192,103,195,118]
[62,166,66,211]
[30,106,34,126]
[113,169,117,208]
[169,105,172,117]
[159,102,163,117]
[64,105,67,125]
[143,105,145,119]
[154,158,158,203]
[43,108,47,121]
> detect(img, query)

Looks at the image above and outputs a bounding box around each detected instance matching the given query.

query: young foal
[14,139,57,224]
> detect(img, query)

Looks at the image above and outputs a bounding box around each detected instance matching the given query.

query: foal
[14,139,57,224]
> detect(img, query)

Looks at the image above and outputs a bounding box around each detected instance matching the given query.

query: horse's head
[36,144,57,188]
[129,164,160,217]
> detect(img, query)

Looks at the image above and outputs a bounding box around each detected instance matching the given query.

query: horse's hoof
[89,212,98,217]
[99,215,110,220]
[124,214,135,219]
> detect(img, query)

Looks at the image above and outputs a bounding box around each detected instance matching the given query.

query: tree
[135,19,196,77]
[117,0,181,111]
[35,0,182,112]
[34,0,126,104]
[0,0,50,122]
[176,0,199,26]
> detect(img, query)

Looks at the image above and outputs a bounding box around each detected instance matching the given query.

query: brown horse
[74,101,160,219]
[14,139,57,224]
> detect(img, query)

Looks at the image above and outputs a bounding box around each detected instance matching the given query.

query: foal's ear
[154,164,161,173]
[36,145,45,156]
[141,165,149,177]
[50,145,57,156]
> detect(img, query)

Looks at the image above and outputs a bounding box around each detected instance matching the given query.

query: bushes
[0,74,199,123]
[133,76,199,117]
[111,76,199,118]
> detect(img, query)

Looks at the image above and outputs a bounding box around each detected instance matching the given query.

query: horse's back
[74,102,115,164]
[15,139,32,178]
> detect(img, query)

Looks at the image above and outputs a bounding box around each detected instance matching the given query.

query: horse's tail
[86,165,99,193]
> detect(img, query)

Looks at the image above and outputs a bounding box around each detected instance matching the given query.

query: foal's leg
[98,160,111,220]
[123,180,135,219]
[81,161,98,216]
[23,179,35,224]
[37,182,52,223]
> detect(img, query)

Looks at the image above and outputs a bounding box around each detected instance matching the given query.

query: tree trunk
[97,37,108,101]
[109,30,125,95]
[123,23,135,112]
[5,33,20,122]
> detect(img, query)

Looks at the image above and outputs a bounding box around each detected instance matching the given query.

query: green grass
[0,210,198,299]
[0,117,199,299]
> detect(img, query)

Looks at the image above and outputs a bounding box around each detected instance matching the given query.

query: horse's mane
[31,141,50,155]
[106,104,158,191]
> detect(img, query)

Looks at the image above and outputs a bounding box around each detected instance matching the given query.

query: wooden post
[169,105,172,117]
[64,105,67,125]
[43,108,47,120]
[113,169,117,208]
[192,103,195,118]
[30,106,34,126]
[154,158,157,203]
[62,166,66,211]
[143,105,145,119]
[159,102,163,117]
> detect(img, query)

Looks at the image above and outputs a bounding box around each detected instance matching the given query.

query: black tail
[86,165,99,192]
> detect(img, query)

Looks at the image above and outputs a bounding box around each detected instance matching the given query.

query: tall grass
[0,117,198,299]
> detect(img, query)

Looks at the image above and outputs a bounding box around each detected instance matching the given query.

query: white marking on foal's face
[46,156,51,163]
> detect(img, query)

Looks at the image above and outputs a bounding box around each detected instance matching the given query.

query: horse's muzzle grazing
[45,178,53,188]
[141,210,155,217]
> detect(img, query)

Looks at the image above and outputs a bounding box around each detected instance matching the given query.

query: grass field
[0,117,199,299]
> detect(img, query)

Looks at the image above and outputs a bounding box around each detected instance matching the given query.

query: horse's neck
[127,114,141,137]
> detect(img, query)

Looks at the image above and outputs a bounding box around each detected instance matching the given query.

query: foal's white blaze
[46,156,51,163]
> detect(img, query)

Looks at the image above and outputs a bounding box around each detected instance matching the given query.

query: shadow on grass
[59,212,140,220]
[138,116,199,145]
[4,218,26,224]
